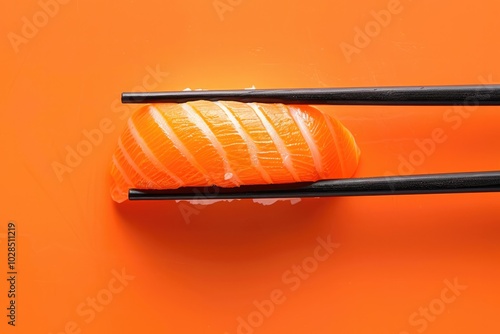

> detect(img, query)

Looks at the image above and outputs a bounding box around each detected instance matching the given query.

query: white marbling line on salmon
[111,156,133,202]
[181,103,241,186]
[149,105,212,184]
[287,105,326,178]
[249,103,301,182]
[117,136,160,187]
[322,113,346,176]
[128,117,184,187]
[112,154,134,187]
[214,101,273,184]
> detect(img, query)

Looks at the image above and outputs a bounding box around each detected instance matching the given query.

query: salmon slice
[110,101,360,202]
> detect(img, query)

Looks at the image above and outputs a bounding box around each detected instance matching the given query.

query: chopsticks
[121,84,500,201]
[128,171,500,200]
[122,84,500,105]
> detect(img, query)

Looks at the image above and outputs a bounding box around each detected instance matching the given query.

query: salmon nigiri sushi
[110,101,360,202]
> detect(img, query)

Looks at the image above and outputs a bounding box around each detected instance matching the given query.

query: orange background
[1,0,500,333]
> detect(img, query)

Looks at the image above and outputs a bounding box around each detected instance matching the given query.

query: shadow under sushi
[113,197,340,260]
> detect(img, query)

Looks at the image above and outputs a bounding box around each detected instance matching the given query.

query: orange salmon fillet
[110,101,360,202]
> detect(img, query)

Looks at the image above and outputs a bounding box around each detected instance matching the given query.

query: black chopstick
[122,85,500,105]
[128,171,500,200]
